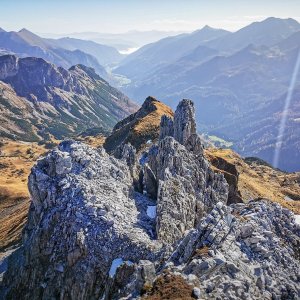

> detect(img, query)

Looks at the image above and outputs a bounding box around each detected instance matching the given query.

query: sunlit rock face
[1,99,300,300]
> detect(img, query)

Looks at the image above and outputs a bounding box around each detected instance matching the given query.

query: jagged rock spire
[159,99,197,144]
[174,99,196,145]
[159,115,174,140]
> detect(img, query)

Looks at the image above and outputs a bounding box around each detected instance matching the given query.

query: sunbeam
[272,49,300,169]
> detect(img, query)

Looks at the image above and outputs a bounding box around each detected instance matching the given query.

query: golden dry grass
[0,140,47,250]
[129,99,174,151]
[76,135,106,148]
[205,148,300,214]
[104,98,174,152]
[133,100,174,136]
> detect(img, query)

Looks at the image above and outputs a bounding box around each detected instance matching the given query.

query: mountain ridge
[115,17,300,81]
[115,25,230,80]
[0,54,138,141]
[0,27,123,79]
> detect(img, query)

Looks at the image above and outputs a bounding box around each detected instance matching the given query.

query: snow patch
[147,206,157,219]
[108,258,134,278]
[109,258,123,277]
[294,215,300,225]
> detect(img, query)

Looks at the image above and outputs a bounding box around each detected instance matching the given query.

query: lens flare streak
[272,49,300,169]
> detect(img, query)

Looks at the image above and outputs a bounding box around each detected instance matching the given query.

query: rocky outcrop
[166,200,300,299]
[146,135,228,244]
[1,99,300,300]
[146,100,227,243]
[173,99,196,145]
[2,141,161,299]
[206,153,243,204]
[159,115,174,140]
[0,55,87,101]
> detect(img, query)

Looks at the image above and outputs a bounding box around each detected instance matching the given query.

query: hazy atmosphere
[0,1,300,300]
[1,0,300,33]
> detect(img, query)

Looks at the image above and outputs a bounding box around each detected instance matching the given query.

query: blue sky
[1,0,300,33]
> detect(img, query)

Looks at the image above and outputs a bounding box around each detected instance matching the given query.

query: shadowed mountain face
[0,55,138,141]
[115,17,300,172]
[0,28,123,79]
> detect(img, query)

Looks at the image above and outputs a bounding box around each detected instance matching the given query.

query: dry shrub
[142,271,194,300]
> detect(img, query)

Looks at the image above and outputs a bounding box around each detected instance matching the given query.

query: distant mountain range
[116,17,300,80]
[0,55,137,141]
[114,17,300,172]
[39,30,186,52]
[115,26,230,80]
[0,28,123,80]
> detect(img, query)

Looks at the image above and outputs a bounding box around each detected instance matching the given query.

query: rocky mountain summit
[0,55,137,141]
[104,96,173,152]
[1,99,299,299]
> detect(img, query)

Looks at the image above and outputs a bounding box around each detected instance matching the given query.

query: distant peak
[0,27,6,33]
[261,16,299,24]
[69,64,101,80]
[18,28,38,37]
[203,25,213,30]
[19,28,30,33]
[193,24,230,35]
[264,17,277,21]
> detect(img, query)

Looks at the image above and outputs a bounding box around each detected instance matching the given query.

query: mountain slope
[0,55,138,141]
[206,17,300,52]
[0,28,119,77]
[46,37,124,65]
[232,87,300,172]
[104,96,173,152]
[115,26,230,80]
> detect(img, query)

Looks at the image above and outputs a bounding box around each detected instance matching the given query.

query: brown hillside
[0,140,47,250]
[205,148,300,214]
[104,96,174,152]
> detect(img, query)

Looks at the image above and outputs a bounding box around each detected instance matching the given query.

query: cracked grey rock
[1,99,299,300]
[173,98,196,145]
[159,114,174,140]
